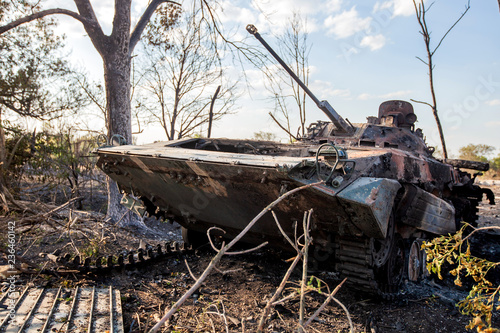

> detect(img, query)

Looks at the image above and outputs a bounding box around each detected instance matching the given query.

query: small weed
[61,280,71,288]
[424,224,500,332]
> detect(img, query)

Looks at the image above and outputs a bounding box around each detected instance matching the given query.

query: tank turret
[378,100,417,129]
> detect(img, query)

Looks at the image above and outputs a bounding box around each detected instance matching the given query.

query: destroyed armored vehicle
[95,25,495,296]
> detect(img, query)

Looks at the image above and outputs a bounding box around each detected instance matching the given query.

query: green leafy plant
[81,236,106,259]
[423,224,500,332]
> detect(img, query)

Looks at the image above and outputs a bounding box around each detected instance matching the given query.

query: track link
[335,236,377,292]
[334,235,403,299]
[48,241,192,274]
[0,286,123,332]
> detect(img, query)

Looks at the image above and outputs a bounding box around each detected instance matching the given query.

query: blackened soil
[2,186,500,332]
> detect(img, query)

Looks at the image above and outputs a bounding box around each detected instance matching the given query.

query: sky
[43,0,500,158]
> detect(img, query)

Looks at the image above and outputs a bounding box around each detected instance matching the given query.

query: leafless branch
[207,227,268,255]
[410,99,433,109]
[303,278,347,328]
[415,56,428,66]
[129,0,181,54]
[298,209,313,332]
[0,8,93,35]
[432,0,470,55]
[184,258,199,281]
[257,252,303,332]
[271,210,298,251]
[269,112,298,141]
[332,297,354,332]
[462,226,500,243]
[412,0,469,159]
[148,181,324,333]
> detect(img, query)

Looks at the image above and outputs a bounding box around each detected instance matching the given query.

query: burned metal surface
[95,25,493,298]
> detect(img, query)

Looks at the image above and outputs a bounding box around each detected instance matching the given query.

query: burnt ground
[1,184,500,333]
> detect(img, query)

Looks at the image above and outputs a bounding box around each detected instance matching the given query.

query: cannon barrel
[246,24,354,135]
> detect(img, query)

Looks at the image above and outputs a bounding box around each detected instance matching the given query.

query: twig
[207,226,224,252]
[28,261,49,284]
[298,209,313,332]
[272,291,298,306]
[21,236,42,257]
[269,112,298,141]
[207,226,269,255]
[43,197,83,217]
[136,312,142,331]
[144,314,150,333]
[276,310,289,331]
[257,252,303,332]
[271,210,298,251]
[303,278,347,328]
[462,226,500,243]
[432,0,470,55]
[214,267,243,275]
[16,197,82,227]
[148,181,324,333]
[333,296,354,333]
[184,258,199,281]
[221,301,229,333]
[225,242,269,255]
[206,304,229,333]
[410,99,432,108]
[208,317,216,333]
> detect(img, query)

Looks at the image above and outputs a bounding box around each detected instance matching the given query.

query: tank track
[51,236,403,299]
[334,235,402,299]
[48,241,192,274]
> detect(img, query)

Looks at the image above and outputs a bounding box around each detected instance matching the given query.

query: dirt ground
[2,184,500,333]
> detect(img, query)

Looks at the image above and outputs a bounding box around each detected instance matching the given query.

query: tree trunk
[102,45,143,227]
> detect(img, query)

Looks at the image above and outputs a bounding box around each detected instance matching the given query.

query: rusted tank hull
[96,139,456,247]
[98,150,363,247]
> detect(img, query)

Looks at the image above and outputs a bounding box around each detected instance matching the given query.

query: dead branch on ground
[148,181,324,333]
[257,208,351,333]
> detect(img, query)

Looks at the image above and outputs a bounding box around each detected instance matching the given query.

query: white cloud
[220,1,258,25]
[311,80,351,99]
[325,0,343,13]
[374,0,416,17]
[360,34,387,50]
[248,0,329,33]
[357,93,372,100]
[486,99,500,106]
[324,7,372,39]
[357,90,412,100]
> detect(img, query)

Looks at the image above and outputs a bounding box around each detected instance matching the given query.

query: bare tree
[137,8,238,140]
[266,13,311,142]
[0,0,184,225]
[412,0,470,159]
[0,0,267,224]
[0,1,88,211]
